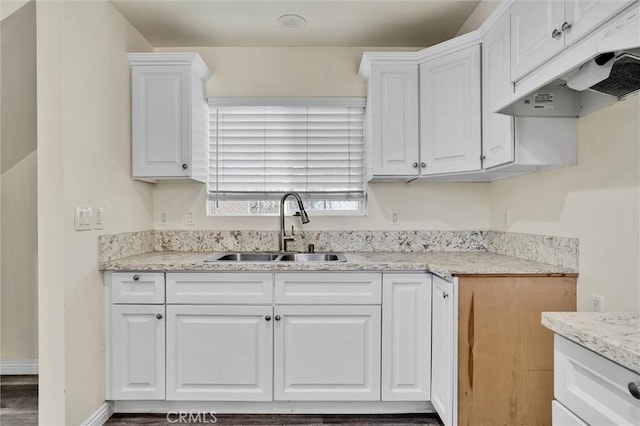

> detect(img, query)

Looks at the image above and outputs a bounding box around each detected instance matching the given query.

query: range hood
[566,50,640,99]
[499,4,640,118]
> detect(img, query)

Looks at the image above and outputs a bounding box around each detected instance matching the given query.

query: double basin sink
[205,252,347,263]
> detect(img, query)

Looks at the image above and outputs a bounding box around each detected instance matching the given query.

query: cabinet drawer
[275,272,381,305]
[555,335,640,426]
[111,272,165,304]
[166,272,273,304]
[552,400,587,426]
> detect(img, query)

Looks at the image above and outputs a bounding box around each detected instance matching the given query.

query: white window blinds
[208,98,366,202]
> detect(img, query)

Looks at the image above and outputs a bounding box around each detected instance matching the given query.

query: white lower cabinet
[110,305,165,400]
[166,305,273,401]
[381,274,431,401]
[108,271,434,410]
[553,334,640,426]
[430,275,456,426]
[274,305,381,401]
[552,400,587,426]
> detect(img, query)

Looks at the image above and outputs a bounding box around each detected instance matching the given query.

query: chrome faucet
[279,192,310,252]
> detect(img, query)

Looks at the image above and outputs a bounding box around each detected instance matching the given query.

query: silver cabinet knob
[182,163,188,170]
[265,315,271,321]
[552,28,562,39]
[561,21,572,32]
[156,313,163,320]
[133,274,140,281]
[412,162,419,168]
[629,382,640,399]
[442,292,449,299]
[275,315,281,321]
[420,162,426,168]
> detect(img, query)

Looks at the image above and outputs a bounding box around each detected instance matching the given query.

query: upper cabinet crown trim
[128,52,212,80]
[359,32,481,80]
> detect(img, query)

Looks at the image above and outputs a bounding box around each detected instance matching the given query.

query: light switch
[94,207,104,230]
[74,206,92,231]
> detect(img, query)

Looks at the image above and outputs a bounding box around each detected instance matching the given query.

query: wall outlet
[159,210,169,225]
[184,211,194,226]
[590,294,604,312]
[74,206,92,231]
[503,210,511,227]
[390,209,400,225]
[94,207,104,230]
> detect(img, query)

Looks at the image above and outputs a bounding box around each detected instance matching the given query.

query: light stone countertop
[542,312,640,374]
[100,251,577,278]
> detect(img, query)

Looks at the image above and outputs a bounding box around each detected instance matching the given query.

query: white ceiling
[112,0,480,48]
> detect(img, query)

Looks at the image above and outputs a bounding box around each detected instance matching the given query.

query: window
[207,98,366,216]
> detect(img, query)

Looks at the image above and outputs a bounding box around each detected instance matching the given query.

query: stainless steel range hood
[499,4,640,118]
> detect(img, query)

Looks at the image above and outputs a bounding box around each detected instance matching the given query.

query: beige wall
[490,98,640,312]
[455,0,500,36]
[1,1,37,362]
[459,0,640,312]
[36,1,154,423]
[153,46,492,231]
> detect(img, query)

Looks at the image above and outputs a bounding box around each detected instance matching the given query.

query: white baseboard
[0,359,38,375]
[81,401,114,426]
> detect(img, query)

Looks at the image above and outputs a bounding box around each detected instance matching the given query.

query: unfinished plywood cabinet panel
[456,275,577,426]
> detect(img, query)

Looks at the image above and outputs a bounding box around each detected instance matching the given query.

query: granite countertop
[100,251,577,278]
[542,312,640,374]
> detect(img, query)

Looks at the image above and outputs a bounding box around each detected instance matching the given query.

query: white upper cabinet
[129,53,212,182]
[511,0,636,82]
[482,14,516,169]
[564,0,636,45]
[483,13,578,172]
[510,0,565,82]
[366,62,420,178]
[420,44,482,175]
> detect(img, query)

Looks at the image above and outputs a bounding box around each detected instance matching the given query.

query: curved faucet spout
[279,192,310,252]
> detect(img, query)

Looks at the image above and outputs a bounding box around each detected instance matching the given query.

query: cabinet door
[420,45,482,175]
[274,305,381,401]
[564,0,636,45]
[482,14,515,169]
[132,65,191,178]
[431,276,456,426]
[369,64,420,177]
[110,305,165,400]
[510,0,565,81]
[381,274,431,401]
[166,305,273,401]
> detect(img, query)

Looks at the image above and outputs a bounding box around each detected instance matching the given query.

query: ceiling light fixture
[277,14,307,30]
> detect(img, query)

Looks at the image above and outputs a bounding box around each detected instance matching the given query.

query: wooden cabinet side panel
[457,276,576,426]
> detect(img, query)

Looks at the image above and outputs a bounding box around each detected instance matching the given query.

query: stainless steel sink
[204,252,347,263]
[206,252,281,262]
[277,253,347,262]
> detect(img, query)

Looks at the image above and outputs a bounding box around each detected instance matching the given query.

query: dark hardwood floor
[106,413,443,425]
[0,376,442,425]
[0,375,38,425]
